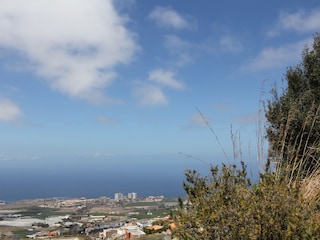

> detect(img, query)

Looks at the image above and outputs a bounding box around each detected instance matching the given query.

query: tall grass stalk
[268,101,320,197]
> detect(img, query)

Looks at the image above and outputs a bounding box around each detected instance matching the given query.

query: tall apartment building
[114,192,124,201]
[128,192,137,200]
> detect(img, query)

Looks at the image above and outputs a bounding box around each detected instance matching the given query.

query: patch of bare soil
[0,225,21,238]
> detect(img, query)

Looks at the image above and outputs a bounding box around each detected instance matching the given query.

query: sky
[0,0,320,174]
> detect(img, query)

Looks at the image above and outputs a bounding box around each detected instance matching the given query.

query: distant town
[0,193,180,239]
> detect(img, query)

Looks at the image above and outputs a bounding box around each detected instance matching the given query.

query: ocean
[0,155,259,202]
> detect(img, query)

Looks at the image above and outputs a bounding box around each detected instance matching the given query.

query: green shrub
[173,162,320,239]
[173,33,320,239]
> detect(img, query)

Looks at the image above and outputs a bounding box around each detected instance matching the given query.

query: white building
[114,192,123,201]
[117,225,146,239]
[128,192,137,200]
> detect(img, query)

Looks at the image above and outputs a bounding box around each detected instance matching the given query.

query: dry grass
[265,97,320,202]
[300,168,320,203]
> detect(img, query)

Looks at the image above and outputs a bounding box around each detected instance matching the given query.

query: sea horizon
[0,154,259,203]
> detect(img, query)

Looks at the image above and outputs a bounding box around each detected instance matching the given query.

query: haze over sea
[0,154,259,203]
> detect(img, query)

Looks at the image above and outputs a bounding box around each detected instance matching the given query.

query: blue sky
[0,0,319,171]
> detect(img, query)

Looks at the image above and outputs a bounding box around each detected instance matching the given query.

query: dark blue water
[0,171,186,202]
[0,155,259,202]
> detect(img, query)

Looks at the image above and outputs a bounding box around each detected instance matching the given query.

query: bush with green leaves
[173,33,320,239]
[266,32,320,177]
[173,162,320,239]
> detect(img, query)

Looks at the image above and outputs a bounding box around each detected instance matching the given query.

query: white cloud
[97,116,119,125]
[149,6,189,29]
[164,35,194,66]
[268,8,320,36]
[219,35,243,53]
[163,34,242,67]
[149,69,185,89]
[244,8,319,72]
[132,69,185,107]
[164,35,192,51]
[0,99,22,122]
[209,23,244,53]
[0,0,138,103]
[183,112,209,129]
[241,38,312,71]
[132,82,168,107]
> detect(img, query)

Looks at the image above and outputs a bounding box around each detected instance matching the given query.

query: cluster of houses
[97,217,175,239]
[0,195,179,239]
[24,216,175,239]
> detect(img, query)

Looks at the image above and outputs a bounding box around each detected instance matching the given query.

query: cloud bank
[243,8,318,72]
[268,8,320,37]
[242,40,310,71]
[0,99,21,122]
[0,0,138,103]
